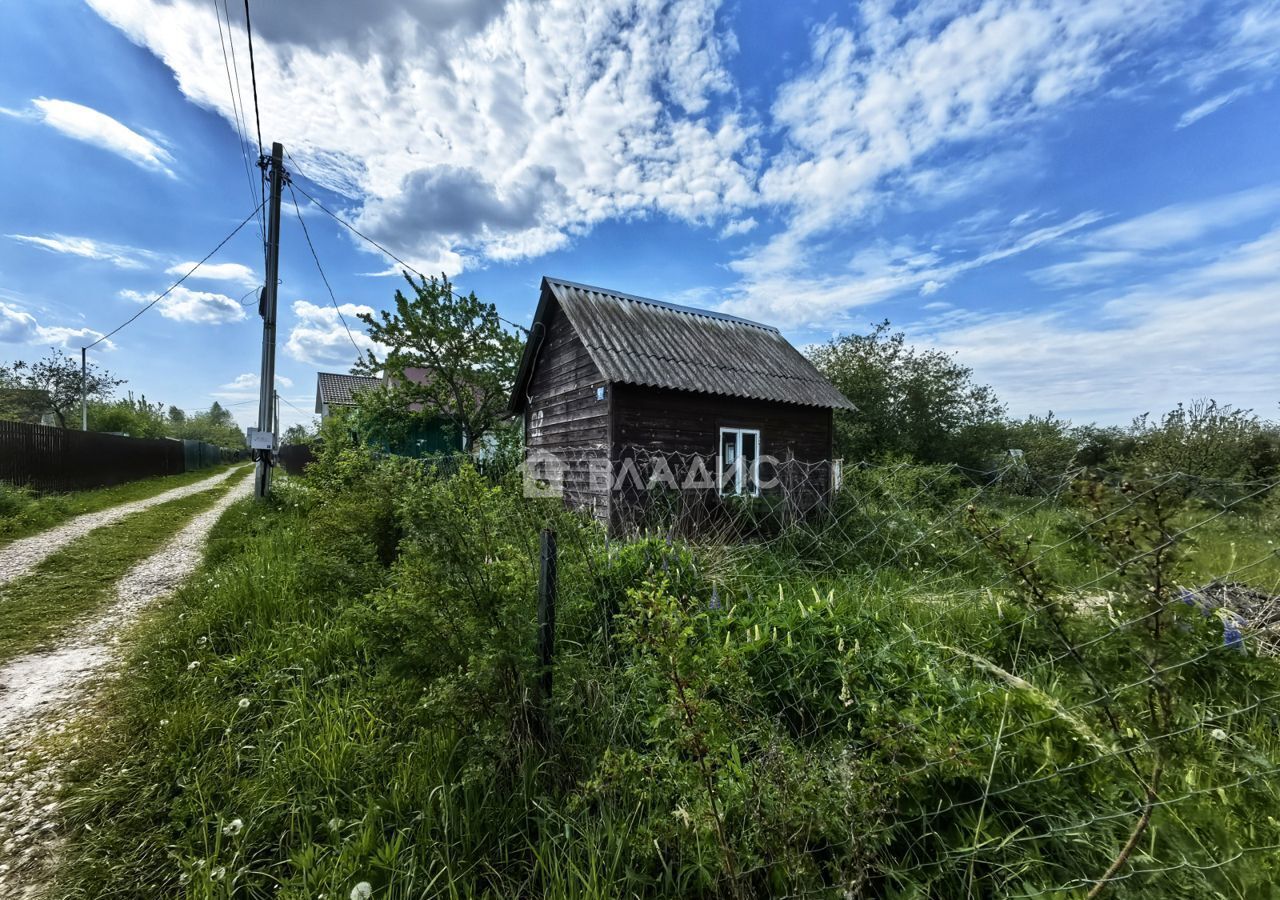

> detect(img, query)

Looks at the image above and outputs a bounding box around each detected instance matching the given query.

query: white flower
[1210,728,1228,741]
[159,719,169,726]
[351,882,373,900]
[222,818,243,836]
[238,698,250,710]
[187,661,200,670]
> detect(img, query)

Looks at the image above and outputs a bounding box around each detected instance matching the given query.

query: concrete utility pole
[80,347,87,431]
[254,141,285,499]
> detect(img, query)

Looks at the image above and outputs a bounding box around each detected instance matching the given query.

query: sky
[1,0,1277,433]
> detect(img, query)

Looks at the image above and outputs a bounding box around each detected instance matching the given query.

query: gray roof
[511,277,854,411]
[315,372,380,412]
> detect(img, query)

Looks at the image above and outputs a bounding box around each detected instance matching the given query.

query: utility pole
[80,347,87,431]
[254,141,285,499]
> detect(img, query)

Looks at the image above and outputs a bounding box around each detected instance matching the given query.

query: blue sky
[1,0,1277,432]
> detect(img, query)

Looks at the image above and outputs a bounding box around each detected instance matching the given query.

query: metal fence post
[537,527,557,741]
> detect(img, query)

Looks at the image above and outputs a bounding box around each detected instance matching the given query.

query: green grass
[0,463,238,547]
[0,466,251,666]
[52,463,1280,899]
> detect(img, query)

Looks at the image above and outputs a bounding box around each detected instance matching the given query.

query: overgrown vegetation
[807,322,1280,477]
[56,430,1279,898]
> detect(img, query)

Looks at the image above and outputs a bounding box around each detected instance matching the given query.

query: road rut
[0,465,245,587]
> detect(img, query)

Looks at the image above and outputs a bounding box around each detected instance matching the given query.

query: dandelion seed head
[351,882,373,900]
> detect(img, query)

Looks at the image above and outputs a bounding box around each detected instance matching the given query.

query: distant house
[0,388,56,426]
[314,370,464,455]
[314,372,380,420]
[509,277,854,524]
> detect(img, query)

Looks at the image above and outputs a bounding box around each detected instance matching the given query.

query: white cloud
[283,300,378,366]
[721,210,1102,326]
[0,301,112,349]
[167,260,258,286]
[20,98,175,176]
[1032,183,1280,286]
[919,225,1280,421]
[86,0,757,274]
[711,0,1197,323]
[1176,86,1252,128]
[6,233,152,268]
[720,217,757,238]
[35,325,114,350]
[1088,184,1280,251]
[0,302,38,342]
[211,371,295,400]
[119,286,246,324]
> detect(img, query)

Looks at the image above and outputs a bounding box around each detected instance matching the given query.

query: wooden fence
[0,420,230,492]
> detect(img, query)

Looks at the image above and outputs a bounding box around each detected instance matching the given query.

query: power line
[285,161,529,335]
[286,180,364,362]
[241,0,264,162]
[82,201,265,350]
[278,394,309,417]
[211,0,264,249]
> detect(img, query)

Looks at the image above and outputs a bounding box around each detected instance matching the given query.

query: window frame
[718,426,762,497]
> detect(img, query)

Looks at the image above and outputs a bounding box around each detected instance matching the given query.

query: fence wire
[358,445,1280,897]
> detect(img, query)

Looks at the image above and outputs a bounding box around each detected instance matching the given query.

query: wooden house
[509,277,854,525]
[314,370,463,455]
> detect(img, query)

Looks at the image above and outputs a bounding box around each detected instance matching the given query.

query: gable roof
[510,277,854,412]
[315,372,380,413]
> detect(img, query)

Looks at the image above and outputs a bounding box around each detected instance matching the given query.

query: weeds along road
[0,464,246,586]
[0,465,253,895]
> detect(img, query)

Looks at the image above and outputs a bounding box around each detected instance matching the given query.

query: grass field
[0,463,236,547]
[51,455,1280,898]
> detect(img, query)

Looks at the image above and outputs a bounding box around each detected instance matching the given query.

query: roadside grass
[0,463,237,547]
[0,466,251,666]
[54,462,1280,899]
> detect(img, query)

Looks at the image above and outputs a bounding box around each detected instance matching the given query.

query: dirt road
[0,475,253,895]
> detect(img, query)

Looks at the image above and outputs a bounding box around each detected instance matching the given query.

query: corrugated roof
[315,372,380,412]
[512,277,854,411]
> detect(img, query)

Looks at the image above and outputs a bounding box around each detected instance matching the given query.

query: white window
[719,427,761,496]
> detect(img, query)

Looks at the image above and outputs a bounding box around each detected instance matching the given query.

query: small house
[509,277,854,527]
[315,372,380,421]
[314,370,464,455]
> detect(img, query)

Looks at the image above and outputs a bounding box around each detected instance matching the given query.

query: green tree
[1126,400,1278,480]
[87,393,168,437]
[807,321,1005,467]
[282,422,316,446]
[173,401,246,448]
[356,273,523,449]
[0,349,124,428]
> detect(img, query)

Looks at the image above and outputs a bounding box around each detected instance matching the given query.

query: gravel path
[0,475,253,895]
[0,465,246,588]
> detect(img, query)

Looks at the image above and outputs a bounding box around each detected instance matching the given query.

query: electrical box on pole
[255,142,285,500]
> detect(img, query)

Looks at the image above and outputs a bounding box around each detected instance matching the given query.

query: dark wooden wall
[521,300,610,519]
[611,383,833,462]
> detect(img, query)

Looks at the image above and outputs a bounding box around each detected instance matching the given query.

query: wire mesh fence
[547,447,1278,896]
[292,443,1280,897]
